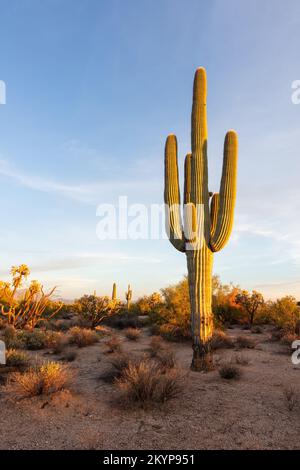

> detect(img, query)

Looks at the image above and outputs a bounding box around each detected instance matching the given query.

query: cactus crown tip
[195,67,207,79]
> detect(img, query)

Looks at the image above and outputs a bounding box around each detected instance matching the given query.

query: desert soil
[0,326,299,450]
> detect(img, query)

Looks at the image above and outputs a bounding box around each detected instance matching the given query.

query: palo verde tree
[164,68,238,370]
[235,290,264,325]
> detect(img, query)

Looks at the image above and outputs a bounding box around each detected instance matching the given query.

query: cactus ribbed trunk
[164,67,238,371]
[187,246,214,370]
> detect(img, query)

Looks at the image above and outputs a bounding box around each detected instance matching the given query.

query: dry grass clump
[44,331,68,354]
[4,327,48,350]
[8,361,73,398]
[125,328,141,341]
[20,330,49,350]
[104,336,122,354]
[5,349,30,369]
[3,325,22,349]
[284,386,298,411]
[158,323,191,342]
[100,353,132,383]
[219,363,241,380]
[148,336,164,357]
[116,358,184,406]
[210,330,235,350]
[155,350,176,371]
[68,327,98,348]
[235,335,256,349]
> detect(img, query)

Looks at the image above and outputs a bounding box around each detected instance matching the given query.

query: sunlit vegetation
[0,265,62,329]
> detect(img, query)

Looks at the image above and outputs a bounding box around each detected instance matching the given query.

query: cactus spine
[164,68,238,371]
[125,284,132,310]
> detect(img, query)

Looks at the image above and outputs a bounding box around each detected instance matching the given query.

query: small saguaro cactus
[125,284,133,310]
[164,67,238,371]
[112,283,117,302]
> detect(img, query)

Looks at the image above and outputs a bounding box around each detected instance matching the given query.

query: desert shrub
[159,278,190,329]
[210,330,235,350]
[155,350,176,371]
[68,327,98,347]
[132,293,163,316]
[219,363,241,380]
[212,278,243,325]
[116,359,183,406]
[99,353,132,383]
[138,279,191,342]
[0,265,62,329]
[3,325,20,348]
[3,326,55,351]
[75,294,120,328]
[125,328,141,341]
[104,336,122,353]
[8,362,72,397]
[158,323,191,342]
[148,336,164,357]
[5,349,30,369]
[236,335,256,349]
[44,331,67,354]
[20,330,48,350]
[268,297,300,333]
[105,312,142,330]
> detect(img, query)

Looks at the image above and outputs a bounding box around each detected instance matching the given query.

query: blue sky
[1,0,300,300]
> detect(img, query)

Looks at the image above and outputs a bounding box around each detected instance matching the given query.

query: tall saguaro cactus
[164,68,238,371]
[125,284,132,310]
[112,283,117,302]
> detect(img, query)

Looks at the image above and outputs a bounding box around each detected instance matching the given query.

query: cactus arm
[210,130,238,252]
[164,134,186,253]
[183,153,197,245]
[191,68,210,241]
[210,193,219,236]
[184,153,192,204]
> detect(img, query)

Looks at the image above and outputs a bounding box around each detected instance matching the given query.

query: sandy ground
[0,326,299,450]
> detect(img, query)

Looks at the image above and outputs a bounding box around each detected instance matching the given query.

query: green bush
[75,295,120,328]
[6,349,30,369]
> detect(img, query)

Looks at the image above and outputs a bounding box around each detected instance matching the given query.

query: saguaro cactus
[112,282,117,302]
[125,284,132,310]
[164,67,238,371]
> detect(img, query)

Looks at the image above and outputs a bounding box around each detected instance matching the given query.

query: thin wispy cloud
[0,251,162,277]
[0,158,92,202]
[0,158,160,204]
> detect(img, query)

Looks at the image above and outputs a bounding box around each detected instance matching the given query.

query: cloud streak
[0,158,160,204]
